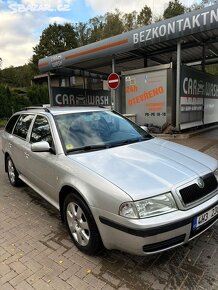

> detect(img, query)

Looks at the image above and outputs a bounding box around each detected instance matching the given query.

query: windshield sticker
[66,144,74,151]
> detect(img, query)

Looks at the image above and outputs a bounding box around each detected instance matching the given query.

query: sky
[0,0,201,69]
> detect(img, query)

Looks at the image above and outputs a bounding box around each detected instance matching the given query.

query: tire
[64,193,102,255]
[6,156,22,187]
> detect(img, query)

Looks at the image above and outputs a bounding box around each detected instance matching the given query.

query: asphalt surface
[0,130,217,290]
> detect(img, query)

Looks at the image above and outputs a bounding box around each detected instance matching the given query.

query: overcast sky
[0,0,202,68]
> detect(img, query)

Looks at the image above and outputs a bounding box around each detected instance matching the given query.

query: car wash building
[38,4,218,131]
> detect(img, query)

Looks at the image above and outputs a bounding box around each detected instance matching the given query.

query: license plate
[193,204,218,231]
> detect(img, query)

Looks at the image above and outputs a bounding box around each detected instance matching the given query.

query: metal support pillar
[47,73,53,106]
[111,56,116,110]
[176,40,181,130]
[112,56,115,73]
[82,69,86,89]
[202,44,206,72]
[202,44,206,124]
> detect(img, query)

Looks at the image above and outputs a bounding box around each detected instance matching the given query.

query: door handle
[24,152,29,158]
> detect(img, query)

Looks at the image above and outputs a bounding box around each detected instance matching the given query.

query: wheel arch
[59,185,89,223]
[60,184,104,254]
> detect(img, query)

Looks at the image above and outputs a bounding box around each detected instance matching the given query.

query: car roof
[16,106,110,116]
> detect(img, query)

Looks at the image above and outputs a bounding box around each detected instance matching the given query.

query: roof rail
[20,106,51,113]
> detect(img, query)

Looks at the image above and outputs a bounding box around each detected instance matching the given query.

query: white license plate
[193,204,218,230]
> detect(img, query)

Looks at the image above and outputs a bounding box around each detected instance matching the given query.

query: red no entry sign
[107,73,120,89]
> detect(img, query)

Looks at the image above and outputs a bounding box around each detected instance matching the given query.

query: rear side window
[5,114,20,134]
[13,114,34,140]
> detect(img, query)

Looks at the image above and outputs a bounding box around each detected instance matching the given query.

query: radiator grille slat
[179,174,217,205]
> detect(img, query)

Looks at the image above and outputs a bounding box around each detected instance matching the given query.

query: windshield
[55,110,152,153]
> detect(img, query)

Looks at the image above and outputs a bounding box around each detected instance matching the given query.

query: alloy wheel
[8,159,16,184]
[66,202,90,246]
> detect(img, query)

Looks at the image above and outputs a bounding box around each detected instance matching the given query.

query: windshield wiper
[110,137,150,148]
[67,137,150,153]
[67,144,109,153]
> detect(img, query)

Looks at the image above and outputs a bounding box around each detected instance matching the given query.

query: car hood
[68,138,218,200]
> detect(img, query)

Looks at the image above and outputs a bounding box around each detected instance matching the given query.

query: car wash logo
[51,87,111,106]
[51,55,63,68]
[55,94,110,106]
[182,78,218,98]
[183,78,205,96]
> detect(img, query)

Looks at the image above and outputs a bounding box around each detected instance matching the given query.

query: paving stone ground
[0,129,217,290]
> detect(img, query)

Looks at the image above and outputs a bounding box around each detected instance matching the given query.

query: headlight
[119,193,177,219]
[214,169,218,181]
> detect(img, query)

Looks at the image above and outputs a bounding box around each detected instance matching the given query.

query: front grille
[180,174,217,205]
[143,234,186,253]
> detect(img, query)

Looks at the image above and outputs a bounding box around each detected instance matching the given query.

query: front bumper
[92,195,218,255]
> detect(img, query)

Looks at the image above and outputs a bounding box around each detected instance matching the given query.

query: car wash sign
[180,65,218,129]
[51,87,111,106]
[132,5,218,47]
[181,65,218,99]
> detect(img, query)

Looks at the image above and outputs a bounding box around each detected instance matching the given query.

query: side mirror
[140,125,149,133]
[31,141,50,152]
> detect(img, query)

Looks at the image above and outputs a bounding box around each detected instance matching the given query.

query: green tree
[0,85,13,118]
[0,64,35,88]
[0,58,2,82]
[13,94,30,112]
[137,5,152,26]
[0,66,16,87]
[11,88,30,113]
[75,22,91,46]
[27,85,49,106]
[102,9,124,38]
[122,11,138,31]
[32,23,78,70]
[15,65,35,87]
[88,16,104,42]
[163,0,185,19]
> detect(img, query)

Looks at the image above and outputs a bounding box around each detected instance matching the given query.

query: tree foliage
[163,0,185,19]
[88,16,104,42]
[32,23,78,69]
[0,66,16,87]
[11,90,31,113]
[103,10,124,38]
[0,65,34,87]
[76,10,124,43]
[137,5,152,26]
[27,86,49,106]
[75,22,91,46]
[123,11,138,32]
[0,85,13,118]
[0,85,49,118]
[75,5,153,44]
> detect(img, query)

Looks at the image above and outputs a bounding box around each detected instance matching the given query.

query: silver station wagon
[2,107,218,255]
